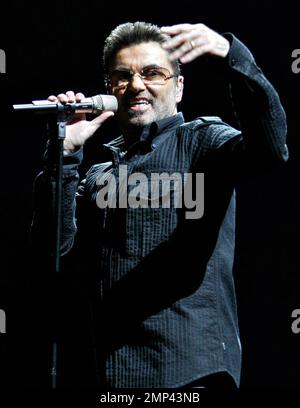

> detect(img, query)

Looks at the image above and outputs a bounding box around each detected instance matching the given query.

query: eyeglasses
[107,65,177,90]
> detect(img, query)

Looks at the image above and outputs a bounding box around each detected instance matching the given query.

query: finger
[180,43,214,63]
[168,37,208,61]
[48,95,58,102]
[162,31,195,50]
[167,40,194,60]
[57,93,69,103]
[160,24,192,35]
[75,92,85,102]
[66,90,76,103]
[90,111,115,128]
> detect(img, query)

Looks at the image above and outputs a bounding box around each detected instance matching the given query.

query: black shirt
[32,33,288,388]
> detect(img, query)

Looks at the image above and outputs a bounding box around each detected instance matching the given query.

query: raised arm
[161,23,288,165]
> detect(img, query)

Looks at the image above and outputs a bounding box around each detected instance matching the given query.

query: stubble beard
[120,99,177,131]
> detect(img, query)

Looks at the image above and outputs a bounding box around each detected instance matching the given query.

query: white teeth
[130,100,149,106]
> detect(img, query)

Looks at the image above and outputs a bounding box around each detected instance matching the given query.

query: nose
[127,73,147,92]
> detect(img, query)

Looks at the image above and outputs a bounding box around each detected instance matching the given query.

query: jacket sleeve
[218,33,289,166]
[30,141,84,258]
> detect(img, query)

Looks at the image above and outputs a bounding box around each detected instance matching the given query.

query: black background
[0,0,299,390]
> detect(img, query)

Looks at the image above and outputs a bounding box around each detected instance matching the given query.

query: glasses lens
[110,70,132,87]
[109,67,174,88]
[142,67,171,84]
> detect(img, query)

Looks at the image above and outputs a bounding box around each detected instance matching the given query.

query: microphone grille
[92,95,118,113]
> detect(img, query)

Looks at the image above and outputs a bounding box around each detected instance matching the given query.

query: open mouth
[128,98,151,112]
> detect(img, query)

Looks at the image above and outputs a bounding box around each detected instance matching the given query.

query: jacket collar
[103,112,184,153]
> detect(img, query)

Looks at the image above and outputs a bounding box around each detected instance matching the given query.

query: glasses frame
[106,65,178,90]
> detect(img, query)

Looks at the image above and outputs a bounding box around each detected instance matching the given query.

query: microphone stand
[51,104,75,388]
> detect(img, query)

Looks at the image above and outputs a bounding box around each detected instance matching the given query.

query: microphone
[13,94,118,115]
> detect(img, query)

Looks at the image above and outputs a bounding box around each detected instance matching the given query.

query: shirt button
[231,58,237,66]
[151,143,157,150]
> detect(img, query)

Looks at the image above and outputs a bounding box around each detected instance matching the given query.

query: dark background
[0,0,299,389]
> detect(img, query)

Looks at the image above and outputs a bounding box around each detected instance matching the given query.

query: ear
[175,75,184,103]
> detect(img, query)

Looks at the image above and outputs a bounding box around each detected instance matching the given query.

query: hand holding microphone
[49,91,117,154]
[14,90,118,154]
[47,91,114,153]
